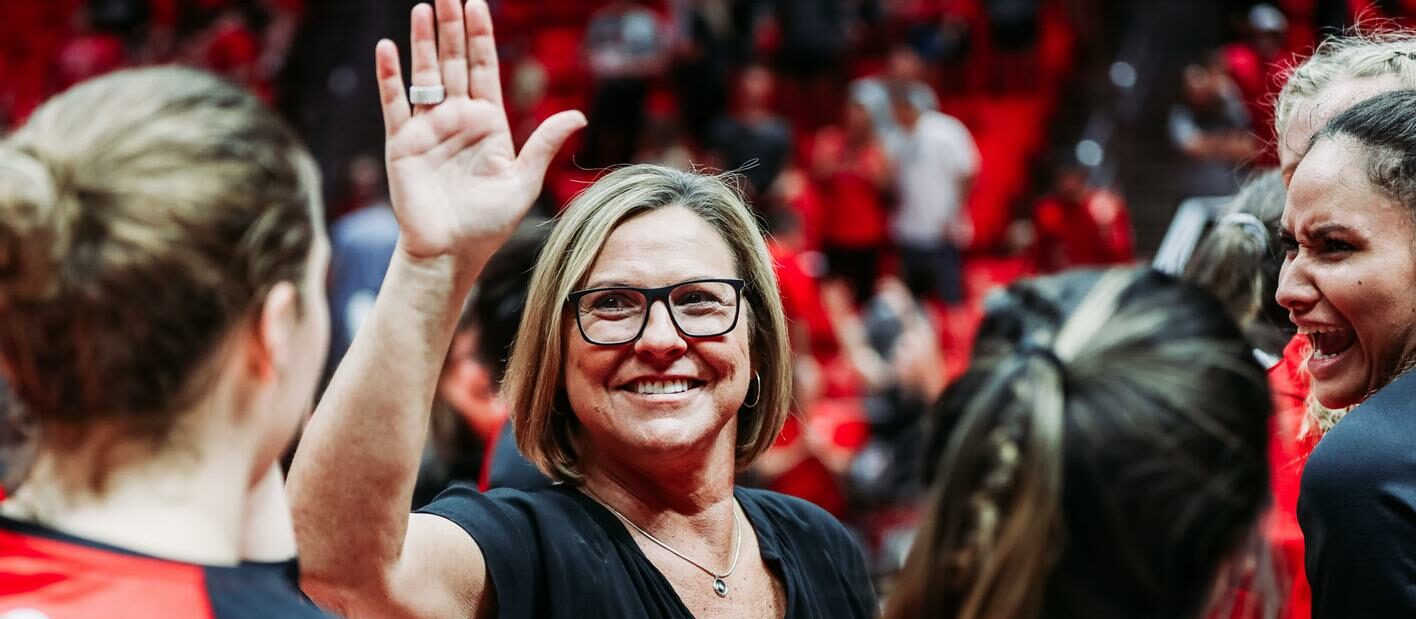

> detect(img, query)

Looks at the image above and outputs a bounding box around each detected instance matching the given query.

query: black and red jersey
[0,515,336,618]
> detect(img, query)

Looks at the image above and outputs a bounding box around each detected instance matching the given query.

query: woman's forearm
[286,246,478,592]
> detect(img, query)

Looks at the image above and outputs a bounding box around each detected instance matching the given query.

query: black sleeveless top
[1300,369,1416,616]
[415,484,876,618]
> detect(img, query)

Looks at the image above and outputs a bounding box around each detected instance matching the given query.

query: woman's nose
[1275,255,1318,313]
[634,301,688,359]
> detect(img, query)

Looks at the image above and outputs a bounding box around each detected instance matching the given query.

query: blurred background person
[812,99,892,304]
[1029,158,1134,274]
[709,63,793,205]
[579,0,668,167]
[849,45,941,158]
[770,0,850,130]
[1169,56,1262,198]
[467,220,556,492]
[669,0,733,148]
[888,84,979,306]
[324,154,396,381]
[1220,3,1293,167]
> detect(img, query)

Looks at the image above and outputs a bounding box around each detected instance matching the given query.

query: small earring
[742,372,761,408]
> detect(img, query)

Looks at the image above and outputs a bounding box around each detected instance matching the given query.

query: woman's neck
[3,434,257,566]
[578,434,739,534]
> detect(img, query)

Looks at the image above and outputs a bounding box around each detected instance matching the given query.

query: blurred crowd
[0,0,303,125]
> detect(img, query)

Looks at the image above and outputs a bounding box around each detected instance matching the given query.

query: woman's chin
[1313,382,1363,411]
[622,418,732,459]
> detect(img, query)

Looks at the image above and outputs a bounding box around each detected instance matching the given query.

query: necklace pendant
[713,577,728,598]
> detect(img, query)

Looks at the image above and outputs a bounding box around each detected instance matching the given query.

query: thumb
[516,110,587,190]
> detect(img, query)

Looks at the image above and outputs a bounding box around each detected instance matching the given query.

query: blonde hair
[1183,169,1288,353]
[887,268,1271,619]
[503,165,791,482]
[0,67,321,484]
[1275,30,1416,141]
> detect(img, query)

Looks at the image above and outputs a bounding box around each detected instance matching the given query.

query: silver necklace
[584,488,743,598]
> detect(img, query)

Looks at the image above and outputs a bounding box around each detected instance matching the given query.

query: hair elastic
[1219,213,1270,251]
[1016,339,1066,377]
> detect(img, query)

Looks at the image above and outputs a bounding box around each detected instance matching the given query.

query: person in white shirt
[888,85,979,304]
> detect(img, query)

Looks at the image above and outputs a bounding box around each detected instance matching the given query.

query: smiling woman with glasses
[288,3,874,616]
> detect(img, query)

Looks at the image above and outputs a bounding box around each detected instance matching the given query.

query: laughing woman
[1278,88,1416,616]
[286,1,875,618]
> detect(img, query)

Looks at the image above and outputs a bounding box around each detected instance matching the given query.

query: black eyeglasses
[566,278,746,345]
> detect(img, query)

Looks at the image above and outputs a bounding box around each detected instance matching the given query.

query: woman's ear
[246,281,302,383]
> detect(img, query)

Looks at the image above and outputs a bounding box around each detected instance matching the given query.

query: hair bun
[0,148,71,305]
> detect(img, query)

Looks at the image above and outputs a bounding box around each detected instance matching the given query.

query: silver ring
[409,85,446,106]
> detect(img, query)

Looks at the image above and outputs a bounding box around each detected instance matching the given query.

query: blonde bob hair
[503,164,792,482]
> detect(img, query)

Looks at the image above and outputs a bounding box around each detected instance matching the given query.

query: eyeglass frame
[565,278,748,346]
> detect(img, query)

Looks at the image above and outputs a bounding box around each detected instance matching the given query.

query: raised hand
[375,0,584,262]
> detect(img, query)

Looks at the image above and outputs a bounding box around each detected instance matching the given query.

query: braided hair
[886,268,1271,619]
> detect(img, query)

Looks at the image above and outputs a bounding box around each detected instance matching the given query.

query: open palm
[376,0,584,261]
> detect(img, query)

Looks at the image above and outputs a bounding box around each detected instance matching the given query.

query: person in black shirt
[1278,89,1416,616]
[0,67,335,617]
[288,2,875,617]
[888,268,1273,619]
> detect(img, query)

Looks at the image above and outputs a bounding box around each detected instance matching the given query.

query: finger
[464,0,504,106]
[375,39,411,137]
[517,110,587,189]
[435,0,469,98]
[409,3,442,109]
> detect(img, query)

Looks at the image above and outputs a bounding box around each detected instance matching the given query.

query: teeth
[632,379,693,395]
[1301,325,1353,359]
[1296,325,1345,335]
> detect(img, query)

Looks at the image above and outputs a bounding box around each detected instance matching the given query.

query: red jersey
[814,129,889,249]
[0,515,335,618]
[1265,336,1316,619]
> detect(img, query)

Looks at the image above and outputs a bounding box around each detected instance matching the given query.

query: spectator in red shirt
[1222,4,1295,165]
[813,100,893,304]
[1030,161,1134,274]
